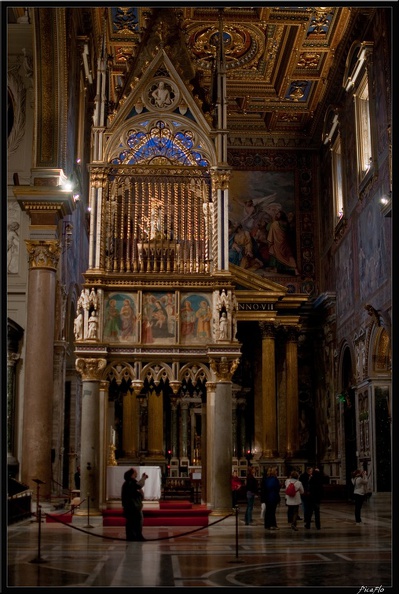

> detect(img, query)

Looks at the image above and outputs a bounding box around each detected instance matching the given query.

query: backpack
[285,482,297,497]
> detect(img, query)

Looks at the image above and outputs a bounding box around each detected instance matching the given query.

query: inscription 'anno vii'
[238,303,274,311]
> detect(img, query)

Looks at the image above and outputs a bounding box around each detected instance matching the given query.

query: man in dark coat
[299,466,313,525]
[306,467,324,529]
[121,468,147,541]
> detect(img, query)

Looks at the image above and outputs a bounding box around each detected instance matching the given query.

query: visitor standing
[260,466,281,530]
[299,466,313,525]
[285,470,304,531]
[351,469,368,524]
[121,468,148,541]
[244,466,258,526]
[231,470,243,508]
[306,466,324,529]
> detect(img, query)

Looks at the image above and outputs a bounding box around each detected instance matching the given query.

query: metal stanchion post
[30,505,47,564]
[32,478,45,523]
[84,492,94,528]
[228,505,244,564]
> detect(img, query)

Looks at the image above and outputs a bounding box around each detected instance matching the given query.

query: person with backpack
[284,470,304,531]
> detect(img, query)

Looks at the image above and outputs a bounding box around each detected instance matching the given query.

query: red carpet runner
[103,500,211,527]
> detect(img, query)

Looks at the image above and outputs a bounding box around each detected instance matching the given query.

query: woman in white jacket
[285,470,304,531]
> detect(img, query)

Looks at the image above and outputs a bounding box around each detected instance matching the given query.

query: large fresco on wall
[228,170,299,276]
[358,199,388,302]
[104,293,138,342]
[180,294,212,344]
[335,233,354,318]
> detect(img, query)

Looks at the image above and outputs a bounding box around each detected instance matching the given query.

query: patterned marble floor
[6,494,393,589]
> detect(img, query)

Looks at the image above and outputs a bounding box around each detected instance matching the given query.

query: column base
[210,507,235,517]
[74,508,102,517]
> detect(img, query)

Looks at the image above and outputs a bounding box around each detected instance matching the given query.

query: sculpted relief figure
[152,81,172,108]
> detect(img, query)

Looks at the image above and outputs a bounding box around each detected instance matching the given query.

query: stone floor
[6,493,394,589]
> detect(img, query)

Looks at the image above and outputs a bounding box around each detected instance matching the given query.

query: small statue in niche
[219,312,228,340]
[89,287,99,310]
[87,310,98,339]
[77,288,90,311]
[74,312,83,341]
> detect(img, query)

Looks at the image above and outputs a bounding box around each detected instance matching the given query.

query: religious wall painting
[142,291,176,344]
[180,293,213,344]
[357,198,387,302]
[104,293,138,343]
[228,170,299,276]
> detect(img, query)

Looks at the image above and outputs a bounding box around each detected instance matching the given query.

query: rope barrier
[43,508,235,542]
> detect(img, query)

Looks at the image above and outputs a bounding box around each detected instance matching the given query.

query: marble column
[205,382,216,507]
[259,322,277,458]
[180,401,188,458]
[147,389,164,459]
[75,357,106,515]
[99,380,109,509]
[200,401,207,503]
[232,398,238,458]
[52,342,67,493]
[21,240,60,497]
[286,327,299,457]
[208,357,240,514]
[123,389,139,457]
[170,400,178,457]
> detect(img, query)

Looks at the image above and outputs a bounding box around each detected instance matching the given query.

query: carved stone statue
[219,312,228,340]
[89,288,99,310]
[87,311,98,339]
[74,312,83,340]
[151,81,172,108]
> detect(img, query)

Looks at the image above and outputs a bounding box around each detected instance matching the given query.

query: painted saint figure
[196,300,212,339]
[120,299,136,340]
[181,300,196,337]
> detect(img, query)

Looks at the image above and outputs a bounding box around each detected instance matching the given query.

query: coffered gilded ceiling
[94,5,359,148]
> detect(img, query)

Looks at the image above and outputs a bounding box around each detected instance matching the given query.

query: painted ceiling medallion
[187,25,259,70]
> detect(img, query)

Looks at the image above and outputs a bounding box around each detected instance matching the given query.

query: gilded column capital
[259,321,276,339]
[25,239,61,270]
[206,382,217,392]
[285,326,300,342]
[75,357,107,381]
[100,380,110,392]
[90,169,108,189]
[210,166,231,191]
[209,357,240,382]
